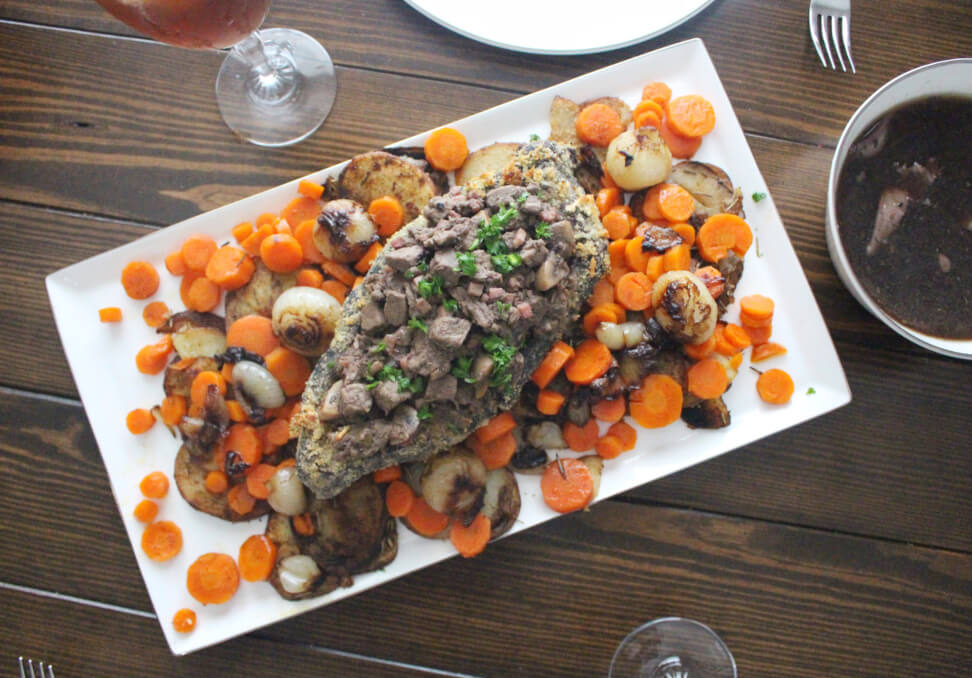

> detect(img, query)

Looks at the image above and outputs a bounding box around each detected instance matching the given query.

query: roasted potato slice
[481,467,521,539]
[173,445,271,522]
[163,356,220,398]
[580,96,633,130]
[338,151,440,223]
[455,142,521,186]
[224,261,297,326]
[158,311,226,359]
[549,96,581,145]
[668,161,745,225]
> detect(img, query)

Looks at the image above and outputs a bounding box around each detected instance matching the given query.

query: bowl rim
[825,57,972,360]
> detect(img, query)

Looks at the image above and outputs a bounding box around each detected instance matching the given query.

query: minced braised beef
[325,183,574,456]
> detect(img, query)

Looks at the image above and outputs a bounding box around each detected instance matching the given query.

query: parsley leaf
[450,356,478,384]
[455,251,477,277]
[417,405,433,420]
[417,274,445,299]
[516,192,529,204]
[408,317,428,333]
[367,364,425,394]
[535,221,552,239]
[482,334,518,390]
[491,252,522,274]
[806,387,817,395]
[529,133,540,142]
[752,191,767,203]
[416,260,429,273]
[496,300,511,314]
[370,341,387,354]
[443,298,459,312]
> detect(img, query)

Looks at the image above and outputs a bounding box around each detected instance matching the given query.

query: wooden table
[1,1,970,675]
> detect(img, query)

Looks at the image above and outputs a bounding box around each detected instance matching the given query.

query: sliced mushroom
[318,380,344,422]
[313,199,378,263]
[536,253,569,291]
[481,468,521,539]
[420,446,487,519]
[651,271,718,345]
[271,286,342,357]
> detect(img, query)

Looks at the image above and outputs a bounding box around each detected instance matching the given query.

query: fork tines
[19,657,55,678]
[809,1,856,73]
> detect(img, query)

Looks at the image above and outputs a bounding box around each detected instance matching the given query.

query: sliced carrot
[121,261,160,300]
[602,206,635,240]
[752,341,788,362]
[99,306,122,323]
[694,266,726,299]
[321,259,357,287]
[298,179,325,200]
[531,341,575,389]
[373,465,402,483]
[474,431,517,470]
[711,324,736,357]
[255,212,280,228]
[291,512,315,536]
[744,324,773,345]
[563,418,600,452]
[629,374,683,429]
[184,276,221,312]
[641,81,672,106]
[239,224,274,257]
[259,233,303,274]
[730,352,744,371]
[135,335,173,375]
[576,103,624,147]
[127,407,156,434]
[354,242,383,274]
[186,552,239,604]
[656,184,695,222]
[180,234,218,272]
[406,497,451,537]
[687,358,729,399]
[140,301,168,328]
[756,368,794,404]
[657,118,703,159]
[583,305,618,337]
[133,499,158,524]
[204,245,255,291]
[633,98,665,120]
[564,339,613,385]
[294,267,323,289]
[238,534,277,582]
[608,238,630,271]
[644,254,665,282]
[541,457,594,513]
[475,411,516,444]
[159,395,187,427]
[601,172,619,190]
[265,347,311,397]
[595,434,625,460]
[607,421,637,451]
[190,371,227,407]
[595,187,622,217]
[139,470,169,499]
[739,309,773,329]
[385,479,415,518]
[723,323,752,351]
[633,109,662,131]
[588,278,616,307]
[172,608,197,634]
[165,250,187,276]
[368,195,406,237]
[624,236,654,273]
[142,521,182,562]
[320,279,348,304]
[591,397,626,423]
[244,463,277,500]
[281,196,323,229]
[424,127,469,171]
[224,423,264,467]
[697,214,753,262]
[683,332,717,361]
[641,185,665,221]
[262,417,291,447]
[450,513,491,558]
[292,219,324,265]
[204,470,229,494]
[226,315,279,357]
[667,94,716,138]
[663,243,692,272]
[615,272,653,311]
[536,389,566,416]
[232,221,254,244]
[227,483,257,516]
[739,294,775,321]
[607,264,632,285]
[671,222,696,247]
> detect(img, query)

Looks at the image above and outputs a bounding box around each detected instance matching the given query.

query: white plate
[402,0,716,55]
[47,38,850,655]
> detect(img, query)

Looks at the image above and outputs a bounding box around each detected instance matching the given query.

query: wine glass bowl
[609,618,737,678]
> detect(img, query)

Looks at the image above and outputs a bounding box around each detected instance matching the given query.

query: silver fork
[809,0,856,73]
[18,657,55,678]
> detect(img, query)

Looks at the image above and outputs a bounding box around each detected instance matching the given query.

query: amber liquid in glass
[94,0,271,49]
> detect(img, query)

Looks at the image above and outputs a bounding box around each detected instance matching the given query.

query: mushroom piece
[651,271,718,345]
[535,253,569,291]
[313,198,378,263]
[604,128,672,191]
[480,468,521,539]
[318,380,343,422]
[271,286,342,357]
[420,446,487,518]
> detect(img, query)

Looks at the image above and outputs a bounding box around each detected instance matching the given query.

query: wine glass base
[609,617,736,678]
[216,28,336,147]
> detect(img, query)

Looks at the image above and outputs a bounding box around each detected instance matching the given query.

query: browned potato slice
[455,142,521,186]
[580,96,634,130]
[549,95,581,145]
[158,311,226,359]
[481,467,521,539]
[579,455,604,502]
[224,261,297,326]
[173,445,271,522]
[668,161,745,225]
[338,151,439,222]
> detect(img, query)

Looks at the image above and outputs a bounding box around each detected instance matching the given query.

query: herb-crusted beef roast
[293,142,608,499]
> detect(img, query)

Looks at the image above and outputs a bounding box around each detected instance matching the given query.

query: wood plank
[0,587,448,677]
[4,0,971,145]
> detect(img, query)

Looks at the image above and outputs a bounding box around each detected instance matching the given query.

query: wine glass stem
[232,30,298,106]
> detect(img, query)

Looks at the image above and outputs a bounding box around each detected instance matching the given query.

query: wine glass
[609,618,737,678]
[93,0,336,147]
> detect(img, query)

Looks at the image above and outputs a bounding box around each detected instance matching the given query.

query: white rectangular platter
[46,38,851,655]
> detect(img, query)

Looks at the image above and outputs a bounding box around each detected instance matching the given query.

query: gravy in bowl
[835,96,972,339]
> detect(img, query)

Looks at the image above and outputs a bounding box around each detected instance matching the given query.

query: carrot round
[292,219,324,265]
[756,368,794,404]
[606,421,637,451]
[424,127,469,171]
[583,305,618,337]
[608,238,631,270]
[165,250,187,276]
[591,397,626,423]
[354,242,383,274]
[245,463,277,500]
[298,179,325,200]
[687,358,729,400]
[141,301,170,328]
[536,389,566,416]
[694,266,725,299]
[588,278,616,307]
[563,418,600,452]
[406,497,451,537]
[744,323,773,345]
[595,188,622,217]
[541,458,594,513]
[126,408,156,434]
[320,279,349,304]
[662,243,692,272]
[723,323,752,351]
[633,98,665,121]
[295,267,324,289]
[683,332,717,361]
[531,341,575,388]
[180,234,218,272]
[142,520,182,561]
[752,341,788,362]
[657,119,703,159]
[595,434,625,460]
[135,335,173,375]
[657,184,695,222]
[615,272,653,311]
[644,254,665,282]
[629,374,683,428]
[133,499,158,524]
[186,552,240,605]
[190,370,227,407]
[224,423,264,467]
[262,417,291,447]
[99,306,122,323]
[281,196,323,229]
[238,534,277,582]
[159,395,186,427]
[373,465,402,484]
[172,608,197,634]
[385,479,415,518]
[575,103,624,147]
[265,347,311,397]
[184,276,221,312]
[204,470,229,494]
[232,221,254,244]
[205,245,255,291]
[697,214,753,262]
[564,339,613,385]
[739,309,773,329]
[739,294,775,321]
[450,513,491,558]
[474,430,517,470]
[226,315,279,357]
[121,261,160,300]
[227,483,257,516]
[633,108,662,131]
[368,196,406,237]
[667,94,716,138]
[602,207,635,241]
[624,236,654,273]
[641,81,672,106]
[475,411,517,444]
[260,234,303,274]
[139,470,169,499]
[292,512,315,536]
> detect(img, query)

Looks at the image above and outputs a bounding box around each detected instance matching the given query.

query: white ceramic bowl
[825,58,972,360]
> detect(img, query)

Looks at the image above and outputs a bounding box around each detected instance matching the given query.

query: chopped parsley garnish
[482,334,518,391]
[326,360,336,370]
[752,191,767,203]
[408,317,428,333]
[443,298,459,312]
[455,251,478,277]
[491,252,522,274]
[417,274,445,299]
[495,300,511,314]
[517,192,530,204]
[450,356,478,384]
[535,221,552,239]
[806,387,817,395]
[417,405,433,420]
[529,133,540,142]
[370,341,387,354]
[416,260,429,273]
[368,364,425,394]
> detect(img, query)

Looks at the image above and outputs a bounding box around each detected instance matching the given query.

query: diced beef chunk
[360,301,385,333]
[402,333,452,379]
[430,249,460,285]
[519,240,548,268]
[429,316,472,349]
[339,382,373,417]
[486,185,526,209]
[423,196,451,221]
[471,250,503,285]
[383,288,408,326]
[423,374,457,401]
[337,350,369,382]
[548,220,575,255]
[519,194,544,215]
[373,379,412,413]
[384,245,425,271]
[334,420,391,461]
[467,281,484,297]
[503,228,528,250]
